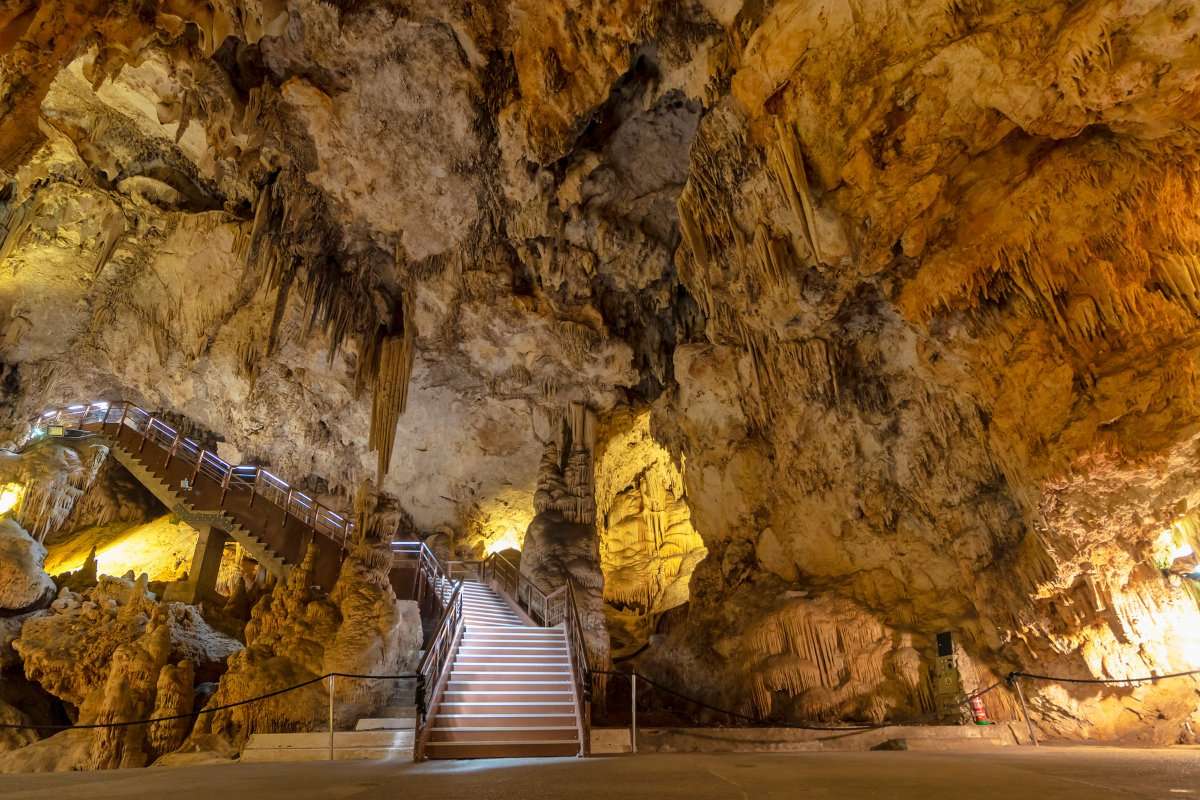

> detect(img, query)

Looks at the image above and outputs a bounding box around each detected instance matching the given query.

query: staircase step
[436,701,576,715]
[447,680,572,691]
[454,654,568,664]
[457,647,565,657]
[453,663,571,674]
[462,612,523,622]
[464,625,560,634]
[440,692,575,705]
[429,727,578,744]
[433,714,578,729]
[424,741,579,759]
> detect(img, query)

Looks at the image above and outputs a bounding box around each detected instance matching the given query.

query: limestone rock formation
[0,519,55,612]
[14,575,240,707]
[0,700,38,754]
[522,405,610,667]
[194,540,421,748]
[0,440,107,543]
[595,409,707,656]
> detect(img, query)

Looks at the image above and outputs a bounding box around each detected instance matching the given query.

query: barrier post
[328,675,336,761]
[1012,675,1039,747]
[631,673,638,754]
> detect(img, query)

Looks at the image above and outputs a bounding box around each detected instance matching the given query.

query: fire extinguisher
[969,695,991,724]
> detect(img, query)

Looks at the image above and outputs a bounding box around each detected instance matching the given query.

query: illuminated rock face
[0,520,55,613]
[1,0,1200,746]
[193,539,421,748]
[595,410,707,656]
[0,574,241,772]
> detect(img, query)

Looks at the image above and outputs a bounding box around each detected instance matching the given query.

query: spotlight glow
[485,528,523,555]
[0,483,24,514]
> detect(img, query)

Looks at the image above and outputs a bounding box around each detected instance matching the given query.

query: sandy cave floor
[1,748,1198,799]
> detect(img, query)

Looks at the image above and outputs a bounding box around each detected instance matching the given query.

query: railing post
[248,469,260,509]
[165,431,181,469]
[631,673,638,754]
[328,675,336,761]
[220,468,232,506]
[117,404,128,435]
[283,487,292,526]
[139,416,154,453]
[1012,676,1039,747]
[190,452,203,487]
[80,404,91,429]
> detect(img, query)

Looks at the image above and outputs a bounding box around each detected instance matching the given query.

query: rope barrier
[0,672,419,731]
[1007,668,1200,686]
[592,669,882,732]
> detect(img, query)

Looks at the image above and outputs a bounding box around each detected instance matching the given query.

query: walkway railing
[413,579,463,760]
[32,401,468,638]
[28,401,360,551]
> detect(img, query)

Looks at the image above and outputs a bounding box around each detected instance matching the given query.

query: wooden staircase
[31,402,353,592]
[106,442,289,575]
[422,580,582,759]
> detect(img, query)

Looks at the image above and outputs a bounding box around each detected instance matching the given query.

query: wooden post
[117,404,129,436]
[1013,676,1039,747]
[630,673,638,754]
[248,469,260,509]
[219,468,232,506]
[328,675,336,761]
[283,488,292,526]
[190,452,203,487]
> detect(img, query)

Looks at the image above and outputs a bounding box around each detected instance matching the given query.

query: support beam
[164,524,229,605]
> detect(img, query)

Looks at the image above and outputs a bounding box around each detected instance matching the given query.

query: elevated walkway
[27,402,434,608]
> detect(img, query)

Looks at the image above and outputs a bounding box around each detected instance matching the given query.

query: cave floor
[1,747,1197,799]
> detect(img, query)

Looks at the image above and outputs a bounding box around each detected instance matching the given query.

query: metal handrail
[414,579,463,761]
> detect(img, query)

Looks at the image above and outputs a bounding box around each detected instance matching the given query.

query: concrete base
[590,722,1027,754]
[355,717,416,731]
[241,730,414,763]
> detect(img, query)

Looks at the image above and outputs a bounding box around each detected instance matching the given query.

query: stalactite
[366,315,415,484]
[92,209,126,275]
[769,118,824,266]
[555,320,601,365]
[0,198,37,265]
[236,339,261,386]
[746,601,893,718]
[15,443,108,542]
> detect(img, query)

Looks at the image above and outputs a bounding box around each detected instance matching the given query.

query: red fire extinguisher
[969,695,991,724]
